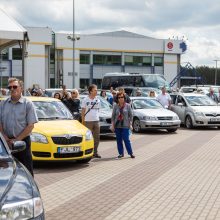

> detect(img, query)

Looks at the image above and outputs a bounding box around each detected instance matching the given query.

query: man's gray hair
[8,78,24,88]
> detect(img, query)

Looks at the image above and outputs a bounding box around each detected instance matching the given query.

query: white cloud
[0,0,220,66]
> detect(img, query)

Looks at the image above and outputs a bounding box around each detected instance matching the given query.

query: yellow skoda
[29,97,94,162]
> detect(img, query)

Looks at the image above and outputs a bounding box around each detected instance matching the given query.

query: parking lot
[34,127,220,220]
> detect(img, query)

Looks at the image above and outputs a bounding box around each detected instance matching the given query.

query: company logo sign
[179,42,187,53]
[167,42,173,51]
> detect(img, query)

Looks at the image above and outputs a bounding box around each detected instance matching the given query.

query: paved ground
[34,128,220,220]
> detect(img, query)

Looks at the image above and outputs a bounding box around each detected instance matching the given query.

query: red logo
[167,42,173,50]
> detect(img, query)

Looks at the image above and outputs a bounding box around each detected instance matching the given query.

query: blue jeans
[115,128,133,156]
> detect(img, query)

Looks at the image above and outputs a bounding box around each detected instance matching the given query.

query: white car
[130,97,181,133]
[171,92,220,128]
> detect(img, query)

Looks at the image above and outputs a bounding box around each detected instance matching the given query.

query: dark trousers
[13,136,34,176]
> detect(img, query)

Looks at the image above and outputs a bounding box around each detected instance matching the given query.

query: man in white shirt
[156,86,171,109]
[81,84,101,158]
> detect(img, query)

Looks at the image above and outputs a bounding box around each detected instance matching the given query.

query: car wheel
[185,115,193,129]
[133,118,141,133]
[167,128,177,133]
[76,157,92,163]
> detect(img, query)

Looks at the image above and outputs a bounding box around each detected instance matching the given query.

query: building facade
[0,27,186,89]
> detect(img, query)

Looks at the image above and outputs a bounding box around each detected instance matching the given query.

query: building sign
[164,40,187,54]
[167,42,173,51]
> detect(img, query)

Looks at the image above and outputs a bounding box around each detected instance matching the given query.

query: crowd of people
[3,79,220,176]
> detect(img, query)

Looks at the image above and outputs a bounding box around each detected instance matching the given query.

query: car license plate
[210,118,220,122]
[160,122,172,126]
[58,146,80,153]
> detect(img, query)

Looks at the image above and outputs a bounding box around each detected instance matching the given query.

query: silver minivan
[171,92,220,129]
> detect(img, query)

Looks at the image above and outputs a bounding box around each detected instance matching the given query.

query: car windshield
[185,95,217,106]
[99,96,112,110]
[132,99,163,109]
[0,139,7,158]
[79,96,112,110]
[33,101,74,120]
[142,75,170,89]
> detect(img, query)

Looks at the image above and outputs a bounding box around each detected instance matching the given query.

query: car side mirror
[178,103,183,107]
[11,141,26,154]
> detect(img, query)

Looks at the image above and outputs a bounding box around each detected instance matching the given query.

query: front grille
[208,121,220,125]
[52,135,82,145]
[206,114,220,117]
[54,152,83,158]
[157,117,173,120]
[106,118,111,124]
[32,151,51,158]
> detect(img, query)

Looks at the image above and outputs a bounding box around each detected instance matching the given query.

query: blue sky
[1,0,220,67]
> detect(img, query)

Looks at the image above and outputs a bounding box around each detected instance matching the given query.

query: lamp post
[67,0,80,88]
[214,59,220,85]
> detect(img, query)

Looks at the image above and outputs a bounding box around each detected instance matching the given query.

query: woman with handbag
[111,91,135,159]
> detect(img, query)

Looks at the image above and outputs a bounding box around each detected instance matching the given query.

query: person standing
[0,78,38,176]
[111,92,135,159]
[81,84,101,158]
[68,89,81,121]
[156,86,171,109]
[207,87,218,103]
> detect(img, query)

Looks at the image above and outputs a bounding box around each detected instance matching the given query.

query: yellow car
[0,96,94,163]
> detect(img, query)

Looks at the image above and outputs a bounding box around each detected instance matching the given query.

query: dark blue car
[0,134,44,219]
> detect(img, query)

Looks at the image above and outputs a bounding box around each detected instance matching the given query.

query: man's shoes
[93,154,101,158]
[117,154,124,159]
[130,154,135,158]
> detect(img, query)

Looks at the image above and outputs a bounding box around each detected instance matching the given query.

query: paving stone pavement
[34,128,220,220]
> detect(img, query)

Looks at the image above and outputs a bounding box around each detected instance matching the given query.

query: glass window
[125,56,133,65]
[143,56,151,66]
[93,55,103,64]
[0,139,7,157]
[12,48,22,60]
[93,55,121,65]
[80,54,90,64]
[1,49,9,61]
[154,57,163,66]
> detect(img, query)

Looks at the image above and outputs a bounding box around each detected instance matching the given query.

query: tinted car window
[0,139,7,157]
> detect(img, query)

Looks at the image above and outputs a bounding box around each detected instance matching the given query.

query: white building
[0,27,187,89]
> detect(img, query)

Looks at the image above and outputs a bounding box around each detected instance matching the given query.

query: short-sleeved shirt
[156,93,171,108]
[81,96,100,121]
[0,96,38,138]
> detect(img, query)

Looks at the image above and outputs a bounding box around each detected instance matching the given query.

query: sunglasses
[8,85,18,90]
[118,96,124,99]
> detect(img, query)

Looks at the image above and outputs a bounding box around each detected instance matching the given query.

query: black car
[0,134,44,220]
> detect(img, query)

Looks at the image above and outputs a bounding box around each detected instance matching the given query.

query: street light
[67,34,80,88]
[214,59,220,85]
[66,0,80,88]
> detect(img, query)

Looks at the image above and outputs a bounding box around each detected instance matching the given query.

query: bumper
[194,116,220,127]
[31,139,94,161]
[100,122,114,136]
[140,119,181,129]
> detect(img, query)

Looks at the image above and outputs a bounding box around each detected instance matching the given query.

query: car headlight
[85,130,93,140]
[31,132,48,143]
[143,116,157,120]
[0,197,44,220]
[194,111,204,117]
[173,115,179,120]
